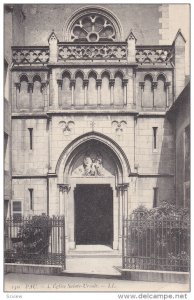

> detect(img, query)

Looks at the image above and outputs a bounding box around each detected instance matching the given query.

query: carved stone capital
[28,82,34,92]
[109,79,115,87]
[122,79,128,86]
[152,81,158,89]
[139,81,145,89]
[15,82,21,91]
[83,79,89,87]
[41,82,47,92]
[70,80,76,88]
[117,183,129,191]
[58,184,71,193]
[57,79,63,88]
[165,81,171,89]
[96,79,102,87]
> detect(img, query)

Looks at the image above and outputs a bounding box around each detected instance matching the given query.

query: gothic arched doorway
[56,132,130,252]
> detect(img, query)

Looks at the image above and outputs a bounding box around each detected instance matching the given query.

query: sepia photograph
[3,2,190,295]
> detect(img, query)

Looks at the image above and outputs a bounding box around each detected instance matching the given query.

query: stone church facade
[6,4,188,254]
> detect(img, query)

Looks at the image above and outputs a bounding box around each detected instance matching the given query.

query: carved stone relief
[112,120,127,135]
[74,152,108,176]
[59,120,75,135]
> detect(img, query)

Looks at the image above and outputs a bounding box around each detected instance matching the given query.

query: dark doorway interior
[75,184,113,247]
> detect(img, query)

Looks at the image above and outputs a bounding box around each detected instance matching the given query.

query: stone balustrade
[136,45,174,66]
[12,46,49,66]
[12,43,174,66]
[58,43,127,61]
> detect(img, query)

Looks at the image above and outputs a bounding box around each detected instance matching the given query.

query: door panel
[75,184,113,246]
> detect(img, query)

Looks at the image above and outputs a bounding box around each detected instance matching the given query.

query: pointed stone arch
[56,131,130,183]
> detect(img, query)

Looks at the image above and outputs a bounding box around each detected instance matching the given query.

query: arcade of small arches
[139,73,171,108]
[14,71,171,110]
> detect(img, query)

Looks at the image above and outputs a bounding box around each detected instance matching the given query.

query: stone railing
[12,44,174,66]
[58,42,127,61]
[12,46,49,66]
[136,45,174,66]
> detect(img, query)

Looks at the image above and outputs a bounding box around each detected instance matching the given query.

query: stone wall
[22,4,161,46]
[167,83,190,207]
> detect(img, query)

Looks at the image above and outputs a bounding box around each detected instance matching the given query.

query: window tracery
[71,13,116,42]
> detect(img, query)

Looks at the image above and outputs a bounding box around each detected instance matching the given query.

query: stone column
[41,82,47,111]
[96,79,102,107]
[139,82,145,107]
[28,82,33,112]
[116,185,123,254]
[57,184,71,251]
[57,79,63,108]
[70,80,75,107]
[15,82,21,110]
[165,82,171,107]
[152,81,158,108]
[109,79,115,106]
[123,79,128,106]
[117,183,129,253]
[83,79,88,106]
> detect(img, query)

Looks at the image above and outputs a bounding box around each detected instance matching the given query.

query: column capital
[152,81,158,89]
[117,183,129,191]
[109,79,115,87]
[122,78,128,86]
[70,79,76,87]
[57,79,63,88]
[83,79,89,87]
[28,82,34,92]
[164,81,171,89]
[15,82,21,91]
[96,79,102,86]
[139,81,145,89]
[58,184,71,193]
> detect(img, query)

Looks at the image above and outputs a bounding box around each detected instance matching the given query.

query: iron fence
[123,212,190,272]
[4,215,65,268]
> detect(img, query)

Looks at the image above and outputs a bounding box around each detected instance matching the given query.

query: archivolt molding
[56,132,130,182]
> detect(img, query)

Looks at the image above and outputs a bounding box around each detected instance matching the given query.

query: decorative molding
[58,184,71,193]
[136,46,174,65]
[59,120,75,135]
[64,6,123,42]
[152,81,158,89]
[112,120,127,134]
[117,183,129,191]
[57,79,63,88]
[15,82,21,91]
[58,43,127,61]
[12,47,49,66]
[48,31,58,43]
[139,82,145,89]
[126,30,137,42]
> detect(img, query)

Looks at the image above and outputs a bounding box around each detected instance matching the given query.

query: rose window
[71,14,116,42]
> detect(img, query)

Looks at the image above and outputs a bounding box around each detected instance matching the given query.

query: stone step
[65,256,122,276]
[67,245,121,257]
